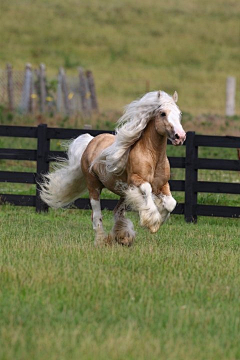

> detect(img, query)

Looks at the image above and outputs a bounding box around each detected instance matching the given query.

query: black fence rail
[0,124,239,222]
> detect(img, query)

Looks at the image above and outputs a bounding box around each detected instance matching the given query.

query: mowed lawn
[0,205,239,360]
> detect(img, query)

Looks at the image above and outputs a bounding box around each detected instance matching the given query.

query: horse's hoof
[94,230,113,247]
[94,238,113,247]
[116,235,135,247]
[140,209,162,233]
[149,224,160,233]
[110,231,135,247]
[162,195,177,213]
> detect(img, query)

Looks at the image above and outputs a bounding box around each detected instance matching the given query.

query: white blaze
[168,107,184,135]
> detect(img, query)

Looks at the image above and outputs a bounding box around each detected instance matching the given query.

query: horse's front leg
[125,175,161,233]
[153,182,177,223]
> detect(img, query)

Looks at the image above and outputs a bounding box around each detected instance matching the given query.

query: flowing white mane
[90,90,177,175]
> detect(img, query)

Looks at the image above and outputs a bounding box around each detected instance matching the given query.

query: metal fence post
[36,124,50,212]
[184,132,198,223]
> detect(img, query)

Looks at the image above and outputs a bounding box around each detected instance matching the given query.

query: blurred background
[0,0,239,133]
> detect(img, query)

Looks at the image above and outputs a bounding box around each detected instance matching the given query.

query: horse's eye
[161,112,166,117]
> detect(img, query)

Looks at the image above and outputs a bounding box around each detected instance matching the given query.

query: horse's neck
[140,119,167,163]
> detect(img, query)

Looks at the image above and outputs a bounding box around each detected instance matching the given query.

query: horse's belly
[98,171,128,196]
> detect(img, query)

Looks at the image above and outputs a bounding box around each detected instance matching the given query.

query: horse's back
[82,133,115,170]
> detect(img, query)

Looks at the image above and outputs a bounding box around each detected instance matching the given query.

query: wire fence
[0,64,98,117]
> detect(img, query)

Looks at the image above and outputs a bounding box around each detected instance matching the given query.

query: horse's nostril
[175,133,180,139]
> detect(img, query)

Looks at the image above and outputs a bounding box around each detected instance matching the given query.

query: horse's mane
[90,91,176,175]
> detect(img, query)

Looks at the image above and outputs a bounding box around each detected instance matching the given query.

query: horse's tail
[40,134,93,209]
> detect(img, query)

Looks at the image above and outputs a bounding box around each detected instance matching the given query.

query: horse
[40,90,186,246]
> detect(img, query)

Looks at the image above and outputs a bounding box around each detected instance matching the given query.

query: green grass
[0,0,240,114]
[0,206,239,360]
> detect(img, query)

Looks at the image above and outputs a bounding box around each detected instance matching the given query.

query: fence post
[36,124,50,212]
[59,67,70,116]
[79,67,91,118]
[226,76,236,116]
[29,70,37,113]
[6,64,14,111]
[57,69,63,113]
[86,70,98,112]
[39,64,47,113]
[184,132,198,223]
[20,63,32,113]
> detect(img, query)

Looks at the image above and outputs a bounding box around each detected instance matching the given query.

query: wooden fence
[0,64,98,116]
[0,124,239,222]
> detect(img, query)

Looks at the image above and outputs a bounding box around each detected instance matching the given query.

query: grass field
[0,0,240,114]
[0,205,239,360]
[0,131,239,360]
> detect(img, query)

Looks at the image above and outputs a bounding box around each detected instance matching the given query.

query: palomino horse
[40,90,186,246]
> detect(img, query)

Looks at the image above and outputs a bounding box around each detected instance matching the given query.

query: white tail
[40,134,93,208]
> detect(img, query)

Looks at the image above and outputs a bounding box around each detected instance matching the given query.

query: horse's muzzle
[169,131,186,146]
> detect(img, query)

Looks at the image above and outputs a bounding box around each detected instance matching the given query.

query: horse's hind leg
[88,183,110,246]
[109,198,136,246]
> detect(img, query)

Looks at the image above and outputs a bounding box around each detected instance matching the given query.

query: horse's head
[154,91,186,145]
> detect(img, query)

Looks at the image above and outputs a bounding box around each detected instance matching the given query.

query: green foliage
[0,105,5,124]
[46,78,58,94]
[64,55,82,69]
[0,106,14,125]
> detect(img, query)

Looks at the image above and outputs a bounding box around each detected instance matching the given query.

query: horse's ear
[173,91,178,103]
[157,90,161,99]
